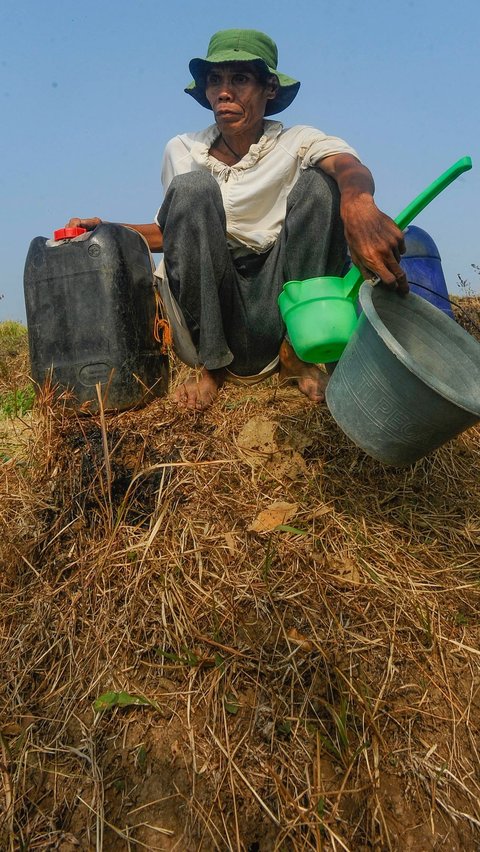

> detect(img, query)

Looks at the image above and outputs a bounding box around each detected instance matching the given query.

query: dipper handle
[344,155,472,300]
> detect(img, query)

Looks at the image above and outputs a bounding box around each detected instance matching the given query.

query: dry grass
[1,304,480,851]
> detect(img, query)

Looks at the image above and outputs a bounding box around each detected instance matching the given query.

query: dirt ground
[1,302,480,850]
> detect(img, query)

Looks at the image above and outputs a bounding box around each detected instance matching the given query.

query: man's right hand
[64,218,164,251]
[65,217,103,230]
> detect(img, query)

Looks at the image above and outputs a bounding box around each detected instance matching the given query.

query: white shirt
[156,120,359,255]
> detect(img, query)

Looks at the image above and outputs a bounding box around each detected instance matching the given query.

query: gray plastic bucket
[325,283,480,466]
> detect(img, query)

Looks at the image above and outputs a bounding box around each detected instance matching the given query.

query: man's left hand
[319,153,408,294]
[341,194,408,293]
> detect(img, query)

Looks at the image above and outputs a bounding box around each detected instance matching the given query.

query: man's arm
[317,153,408,293]
[66,217,164,252]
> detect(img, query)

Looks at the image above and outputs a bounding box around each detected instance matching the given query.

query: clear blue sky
[1,0,479,321]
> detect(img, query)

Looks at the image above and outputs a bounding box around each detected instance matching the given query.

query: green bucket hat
[185,29,300,116]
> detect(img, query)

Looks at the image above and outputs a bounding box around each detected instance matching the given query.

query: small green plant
[415,605,434,649]
[316,691,369,769]
[135,744,148,772]
[214,653,226,673]
[276,719,292,738]
[157,647,200,666]
[0,384,35,418]
[224,692,240,715]
[93,690,158,713]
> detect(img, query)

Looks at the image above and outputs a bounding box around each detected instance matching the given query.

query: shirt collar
[190,120,284,173]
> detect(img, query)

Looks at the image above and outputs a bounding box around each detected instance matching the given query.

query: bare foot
[172,367,225,411]
[278,340,329,403]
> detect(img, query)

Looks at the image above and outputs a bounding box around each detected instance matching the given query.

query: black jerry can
[24,224,169,412]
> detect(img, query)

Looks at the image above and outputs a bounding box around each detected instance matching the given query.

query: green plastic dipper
[278,155,473,363]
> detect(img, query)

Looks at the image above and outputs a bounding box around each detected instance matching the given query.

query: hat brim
[185,54,300,116]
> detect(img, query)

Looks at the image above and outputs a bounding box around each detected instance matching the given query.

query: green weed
[157,647,200,666]
[93,690,157,713]
[224,692,240,715]
[0,385,35,418]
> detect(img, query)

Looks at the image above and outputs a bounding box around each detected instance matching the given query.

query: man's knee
[288,167,341,213]
[166,172,222,214]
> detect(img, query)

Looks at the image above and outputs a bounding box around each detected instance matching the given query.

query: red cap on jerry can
[53,226,87,241]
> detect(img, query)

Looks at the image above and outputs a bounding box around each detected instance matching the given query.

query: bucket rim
[358,283,480,417]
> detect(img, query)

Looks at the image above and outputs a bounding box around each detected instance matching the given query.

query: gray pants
[157,168,347,376]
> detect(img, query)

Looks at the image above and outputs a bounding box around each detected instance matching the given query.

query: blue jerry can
[400,225,454,319]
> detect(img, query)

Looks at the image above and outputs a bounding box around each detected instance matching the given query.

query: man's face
[205,62,276,136]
